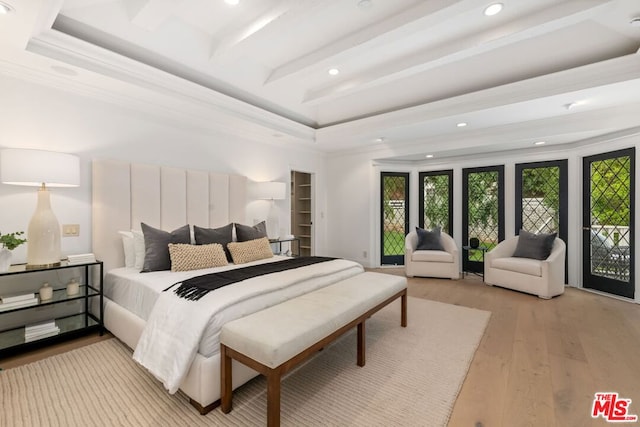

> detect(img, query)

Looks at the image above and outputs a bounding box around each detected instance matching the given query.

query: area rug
[0,297,490,427]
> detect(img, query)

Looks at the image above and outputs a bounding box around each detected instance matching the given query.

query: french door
[418,170,453,235]
[462,166,504,274]
[380,172,409,265]
[583,148,635,298]
[516,160,568,279]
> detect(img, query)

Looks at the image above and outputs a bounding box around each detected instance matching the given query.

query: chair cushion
[412,250,453,263]
[491,256,542,277]
[415,227,444,251]
[512,229,556,260]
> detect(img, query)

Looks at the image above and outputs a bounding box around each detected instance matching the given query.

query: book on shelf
[25,320,57,333]
[0,292,36,304]
[0,297,39,311]
[67,253,96,265]
[25,328,60,342]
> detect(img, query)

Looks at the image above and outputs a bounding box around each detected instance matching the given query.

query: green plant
[0,231,27,250]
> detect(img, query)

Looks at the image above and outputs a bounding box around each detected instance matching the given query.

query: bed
[91,159,364,413]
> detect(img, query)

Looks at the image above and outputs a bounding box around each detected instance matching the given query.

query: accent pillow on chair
[415,227,445,251]
[512,229,557,260]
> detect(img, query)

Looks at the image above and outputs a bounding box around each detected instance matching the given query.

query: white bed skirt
[102,297,259,410]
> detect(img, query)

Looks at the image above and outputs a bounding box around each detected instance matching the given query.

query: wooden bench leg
[267,370,281,427]
[221,344,233,414]
[357,321,366,367]
[401,292,407,327]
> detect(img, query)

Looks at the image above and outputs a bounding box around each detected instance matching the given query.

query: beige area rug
[0,297,490,427]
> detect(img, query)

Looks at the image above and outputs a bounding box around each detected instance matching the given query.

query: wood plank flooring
[1,270,639,426]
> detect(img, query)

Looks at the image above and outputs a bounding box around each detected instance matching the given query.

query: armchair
[405,229,459,279]
[484,235,566,299]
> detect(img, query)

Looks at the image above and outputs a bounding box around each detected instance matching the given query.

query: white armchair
[484,235,566,299]
[405,230,460,279]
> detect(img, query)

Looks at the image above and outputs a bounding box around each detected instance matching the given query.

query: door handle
[582,227,591,231]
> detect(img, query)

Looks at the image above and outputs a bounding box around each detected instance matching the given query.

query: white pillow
[118,231,135,268]
[131,230,145,270]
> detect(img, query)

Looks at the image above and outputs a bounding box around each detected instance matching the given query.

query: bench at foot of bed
[219,271,407,427]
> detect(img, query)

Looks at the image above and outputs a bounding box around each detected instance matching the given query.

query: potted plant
[0,231,27,272]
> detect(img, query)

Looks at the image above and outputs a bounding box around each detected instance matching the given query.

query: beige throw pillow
[168,243,228,272]
[227,237,274,264]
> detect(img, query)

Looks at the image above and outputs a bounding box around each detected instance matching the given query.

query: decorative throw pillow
[235,221,268,242]
[140,223,191,272]
[131,230,145,270]
[194,223,234,261]
[512,229,557,260]
[227,237,274,264]
[168,243,228,272]
[415,227,444,251]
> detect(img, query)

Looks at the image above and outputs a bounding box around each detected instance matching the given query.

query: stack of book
[24,320,60,342]
[0,292,38,311]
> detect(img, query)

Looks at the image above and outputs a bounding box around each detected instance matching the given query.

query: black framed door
[380,172,409,265]
[418,170,453,235]
[516,160,568,279]
[583,148,635,299]
[462,166,504,274]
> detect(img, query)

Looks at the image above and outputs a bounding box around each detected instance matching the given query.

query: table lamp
[255,181,286,239]
[0,149,80,268]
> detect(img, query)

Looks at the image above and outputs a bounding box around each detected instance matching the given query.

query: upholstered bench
[220,271,407,426]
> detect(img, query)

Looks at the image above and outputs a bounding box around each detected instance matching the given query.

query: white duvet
[131,258,364,394]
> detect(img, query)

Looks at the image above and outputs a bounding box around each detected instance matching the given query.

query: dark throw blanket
[167,256,337,301]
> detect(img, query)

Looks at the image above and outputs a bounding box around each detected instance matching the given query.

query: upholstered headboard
[92,159,247,272]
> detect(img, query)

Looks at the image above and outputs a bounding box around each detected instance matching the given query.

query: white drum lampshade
[0,149,80,267]
[255,181,286,239]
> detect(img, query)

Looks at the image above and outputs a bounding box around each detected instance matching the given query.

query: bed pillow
[168,243,228,272]
[513,229,557,260]
[194,223,234,261]
[118,231,135,268]
[415,227,444,251]
[235,221,267,242]
[141,223,191,272]
[131,230,145,270]
[227,237,273,264]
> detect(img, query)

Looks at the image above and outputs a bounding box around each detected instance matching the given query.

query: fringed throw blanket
[133,257,364,394]
[169,256,336,301]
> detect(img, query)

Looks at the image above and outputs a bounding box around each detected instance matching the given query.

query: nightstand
[269,237,301,257]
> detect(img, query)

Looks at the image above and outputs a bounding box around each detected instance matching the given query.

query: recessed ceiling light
[375,137,385,143]
[564,100,585,110]
[328,68,340,76]
[358,0,373,9]
[425,154,434,158]
[534,141,546,146]
[630,17,640,27]
[457,122,467,127]
[0,2,13,14]
[484,3,503,16]
[224,0,239,5]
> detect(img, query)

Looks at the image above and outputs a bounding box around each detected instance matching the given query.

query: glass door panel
[381,172,409,265]
[583,148,634,298]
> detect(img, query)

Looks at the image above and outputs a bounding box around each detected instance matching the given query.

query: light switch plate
[62,224,80,237]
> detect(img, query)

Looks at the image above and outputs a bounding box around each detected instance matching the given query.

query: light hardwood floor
[1,272,638,426]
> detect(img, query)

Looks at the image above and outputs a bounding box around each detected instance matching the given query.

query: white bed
[92,159,364,413]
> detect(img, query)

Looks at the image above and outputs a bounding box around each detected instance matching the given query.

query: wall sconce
[0,149,80,268]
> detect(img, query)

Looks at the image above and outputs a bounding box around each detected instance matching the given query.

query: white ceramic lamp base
[27,188,61,268]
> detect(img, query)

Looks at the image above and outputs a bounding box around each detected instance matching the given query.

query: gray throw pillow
[415,227,444,251]
[141,223,191,272]
[512,229,557,260]
[235,221,267,242]
[194,223,234,261]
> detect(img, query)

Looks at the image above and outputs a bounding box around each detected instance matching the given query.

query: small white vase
[0,248,11,273]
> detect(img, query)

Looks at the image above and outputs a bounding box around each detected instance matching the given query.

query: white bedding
[130,257,364,393]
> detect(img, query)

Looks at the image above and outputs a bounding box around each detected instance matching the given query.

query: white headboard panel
[92,159,247,272]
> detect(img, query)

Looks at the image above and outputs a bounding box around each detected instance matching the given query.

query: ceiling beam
[264,0,476,85]
[303,0,615,104]
[127,0,185,31]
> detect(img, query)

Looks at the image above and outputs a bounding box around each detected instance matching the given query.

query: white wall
[326,133,640,303]
[0,77,328,263]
